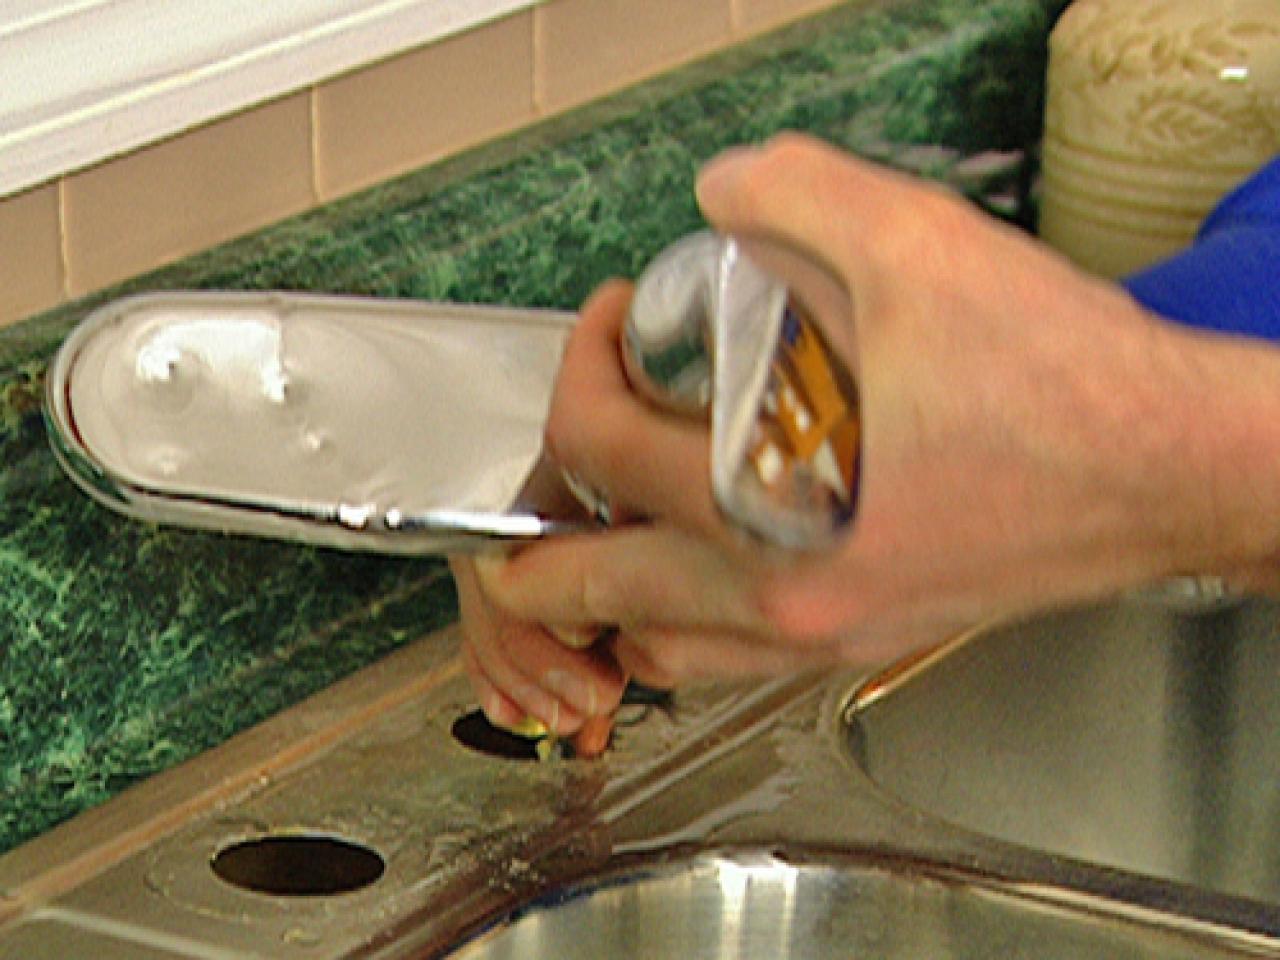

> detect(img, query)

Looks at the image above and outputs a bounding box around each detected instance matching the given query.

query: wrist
[1144,318,1280,584]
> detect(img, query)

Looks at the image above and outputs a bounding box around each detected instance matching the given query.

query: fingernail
[485,691,520,729]
[549,625,597,650]
[695,146,760,209]
[543,668,598,716]
[507,714,549,738]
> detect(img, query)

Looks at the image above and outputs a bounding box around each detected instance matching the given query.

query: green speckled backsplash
[0,0,1063,853]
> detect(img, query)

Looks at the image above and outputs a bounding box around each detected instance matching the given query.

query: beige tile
[537,0,733,113]
[0,183,64,327]
[734,0,841,36]
[315,13,536,200]
[63,94,314,298]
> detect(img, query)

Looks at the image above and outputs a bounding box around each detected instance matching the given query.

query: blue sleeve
[1123,157,1280,341]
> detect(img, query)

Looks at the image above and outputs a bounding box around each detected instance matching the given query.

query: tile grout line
[531,2,547,116]
[729,0,744,37]
[308,86,323,204]
[54,178,72,303]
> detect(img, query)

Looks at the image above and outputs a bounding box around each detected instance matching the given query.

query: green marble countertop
[0,0,1063,854]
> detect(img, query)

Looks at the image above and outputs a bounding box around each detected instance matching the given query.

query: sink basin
[445,851,1260,959]
[846,592,1280,906]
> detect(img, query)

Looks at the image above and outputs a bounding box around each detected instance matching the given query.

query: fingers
[461,643,526,729]
[475,527,772,636]
[545,281,726,540]
[474,526,874,684]
[452,557,627,737]
[467,641,615,759]
[463,616,615,758]
[611,626,844,689]
[571,715,615,758]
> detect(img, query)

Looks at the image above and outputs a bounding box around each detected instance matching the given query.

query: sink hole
[452,684,672,761]
[451,709,543,761]
[211,834,385,896]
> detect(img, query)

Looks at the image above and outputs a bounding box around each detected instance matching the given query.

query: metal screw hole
[211,834,385,897]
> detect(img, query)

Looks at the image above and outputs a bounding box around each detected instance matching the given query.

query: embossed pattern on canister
[1039,0,1280,278]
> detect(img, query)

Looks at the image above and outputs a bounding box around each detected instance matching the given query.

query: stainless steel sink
[446,851,1261,959]
[4,601,1278,958]
[846,590,1280,906]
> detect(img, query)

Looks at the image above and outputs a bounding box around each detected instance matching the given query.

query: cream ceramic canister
[1039,0,1280,278]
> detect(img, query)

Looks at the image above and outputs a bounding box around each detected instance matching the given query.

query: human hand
[450,554,624,757]
[456,132,1280,739]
